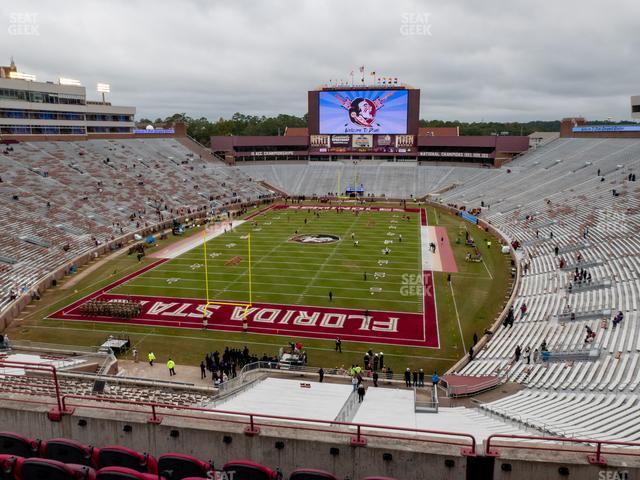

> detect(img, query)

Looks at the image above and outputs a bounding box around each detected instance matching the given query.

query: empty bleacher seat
[0,432,41,458]
[157,453,212,480]
[95,466,162,480]
[97,447,157,474]
[43,438,98,467]
[0,454,22,480]
[20,457,96,480]
[289,469,338,480]
[222,460,280,480]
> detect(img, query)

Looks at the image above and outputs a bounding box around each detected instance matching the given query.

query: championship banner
[395,135,415,147]
[310,135,329,147]
[377,134,393,146]
[419,151,491,158]
[352,134,373,148]
[330,135,351,146]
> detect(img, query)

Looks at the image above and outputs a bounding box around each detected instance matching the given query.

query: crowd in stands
[0,139,275,313]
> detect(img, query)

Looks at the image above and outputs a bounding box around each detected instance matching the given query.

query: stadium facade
[0,59,135,137]
[211,85,530,167]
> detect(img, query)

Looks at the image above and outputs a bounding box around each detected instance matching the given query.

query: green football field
[8,202,513,373]
[112,207,423,313]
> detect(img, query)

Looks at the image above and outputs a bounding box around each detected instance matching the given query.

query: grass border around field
[5,200,513,374]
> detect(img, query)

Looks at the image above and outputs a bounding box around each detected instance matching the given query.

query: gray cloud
[2,0,639,122]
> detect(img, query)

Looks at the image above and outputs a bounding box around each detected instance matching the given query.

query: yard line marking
[482,258,494,280]
[296,214,361,303]
[449,281,467,353]
[122,275,423,297]
[114,283,423,306]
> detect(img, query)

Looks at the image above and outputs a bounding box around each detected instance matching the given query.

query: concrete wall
[1,401,639,480]
[0,401,466,480]
[493,450,640,480]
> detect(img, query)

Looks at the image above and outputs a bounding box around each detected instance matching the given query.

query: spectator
[432,371,440,386]
[612,311,624,328]
[357,384,366,403]
[404,368,411,387]
[585,326,596,343]
[318,367,324,383]
[148,351,156,366]
[167,358,176,376]
[520,302,528,318]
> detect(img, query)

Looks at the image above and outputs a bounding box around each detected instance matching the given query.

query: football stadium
[1,2,640,479]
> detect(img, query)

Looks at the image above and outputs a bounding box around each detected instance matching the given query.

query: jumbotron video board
[308,87,420,137]
[319,89,408,134]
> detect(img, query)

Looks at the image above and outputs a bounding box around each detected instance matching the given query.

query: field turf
[6,202,513,375]
[112,206,423,313]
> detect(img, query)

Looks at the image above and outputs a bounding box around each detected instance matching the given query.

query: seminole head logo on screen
[335,92,393,128]
[319,89,408,134]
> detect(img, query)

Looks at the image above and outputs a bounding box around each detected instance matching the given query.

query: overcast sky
[2,0,639,122]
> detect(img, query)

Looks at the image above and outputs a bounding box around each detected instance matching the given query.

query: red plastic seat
[97,447,157,474]
[0,432,41,458]
[157,453,212,480]
[0,454,23,480]
[20,458,96,480]
[43,438,98,468]
[96,466,163,480]
[222,460,280,480]
[289,469,337,480]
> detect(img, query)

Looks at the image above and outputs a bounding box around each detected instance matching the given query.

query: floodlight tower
[97,83,110,104]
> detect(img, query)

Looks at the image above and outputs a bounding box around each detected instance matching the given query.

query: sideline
[449,281,467,353]
[61,247,130,290]
[149,220,246,259]
[25,324,459,362]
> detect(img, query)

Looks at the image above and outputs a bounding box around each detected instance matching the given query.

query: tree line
[137,113,637,147]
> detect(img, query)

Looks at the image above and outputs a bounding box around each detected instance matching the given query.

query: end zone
[49,261,439,349]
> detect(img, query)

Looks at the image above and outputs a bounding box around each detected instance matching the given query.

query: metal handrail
[485,433,640,465]
[59,393,477,455]
[237,361,406,382]
[0,361,63,414]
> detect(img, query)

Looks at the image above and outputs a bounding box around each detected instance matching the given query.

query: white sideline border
[157,220,246,259]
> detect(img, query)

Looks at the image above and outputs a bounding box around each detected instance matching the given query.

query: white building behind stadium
[0,59,135,136]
